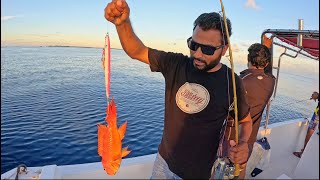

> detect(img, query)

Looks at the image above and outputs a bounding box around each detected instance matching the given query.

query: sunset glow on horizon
[2,0,319,60]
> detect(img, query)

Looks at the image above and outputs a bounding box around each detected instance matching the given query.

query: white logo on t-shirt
[176,82,210,114]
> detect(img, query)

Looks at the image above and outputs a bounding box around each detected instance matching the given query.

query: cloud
[1,16,16,21]
[23,33,65,38]
[239,41,253,48]
[1,15,22,21]
[245,0,261,10]
[24,34,49,38]
[231,43,240,52]
[275,46,286,54]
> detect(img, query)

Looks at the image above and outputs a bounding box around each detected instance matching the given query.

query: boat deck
[248,119,319,179]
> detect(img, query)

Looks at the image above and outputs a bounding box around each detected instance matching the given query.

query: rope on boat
[15,164,27,180]
[3,164,40,180]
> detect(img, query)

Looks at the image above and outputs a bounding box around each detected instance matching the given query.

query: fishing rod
[218,0,241,177]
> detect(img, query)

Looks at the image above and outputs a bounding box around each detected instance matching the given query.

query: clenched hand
[228,140,249,169]
[104,0,130,25]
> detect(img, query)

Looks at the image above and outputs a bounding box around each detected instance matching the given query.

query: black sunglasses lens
[187,38,217,55]
[202,46,215,55]
[187,38,197,51]
[190,41,199,51]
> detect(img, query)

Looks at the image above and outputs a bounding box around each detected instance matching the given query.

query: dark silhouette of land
[46,45,122,50]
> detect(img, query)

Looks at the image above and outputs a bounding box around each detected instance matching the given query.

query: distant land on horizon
[1,45,123,50]
[46,45,123,50]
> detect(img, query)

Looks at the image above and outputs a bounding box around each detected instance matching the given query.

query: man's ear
[222,44,229,56]
[264,62,269,68]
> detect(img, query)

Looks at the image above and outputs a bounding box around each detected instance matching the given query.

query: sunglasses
[187,37,224,56]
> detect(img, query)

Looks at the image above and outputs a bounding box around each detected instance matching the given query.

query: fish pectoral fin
[118,120,128,140]
[121,146,131,157]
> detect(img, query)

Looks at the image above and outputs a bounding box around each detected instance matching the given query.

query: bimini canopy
[260,28,319,129]
[262,29,319,60]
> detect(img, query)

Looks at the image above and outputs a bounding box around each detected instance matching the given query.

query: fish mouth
[106,170,116,176]
[104,161,120,176]
[105,167,117,176]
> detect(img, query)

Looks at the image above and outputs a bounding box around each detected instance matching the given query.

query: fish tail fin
[118,120,128,140]
[106,97,117,124]
[121,146,131,158]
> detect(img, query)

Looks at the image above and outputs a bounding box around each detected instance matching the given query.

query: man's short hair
[193,12,232,45]
[248,43,271,68]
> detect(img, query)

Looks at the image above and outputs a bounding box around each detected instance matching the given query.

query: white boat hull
[1,118,319,179]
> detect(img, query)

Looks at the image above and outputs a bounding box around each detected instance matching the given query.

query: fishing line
[102,19,111,104]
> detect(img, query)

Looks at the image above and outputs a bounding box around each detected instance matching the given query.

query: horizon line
[1,45,123,50]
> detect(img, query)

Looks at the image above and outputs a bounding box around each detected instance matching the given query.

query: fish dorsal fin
[118,120,128,140]
[121,146,131,158]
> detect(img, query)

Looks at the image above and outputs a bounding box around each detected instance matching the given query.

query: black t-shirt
[239,69,275,144]
[148,48,250,179]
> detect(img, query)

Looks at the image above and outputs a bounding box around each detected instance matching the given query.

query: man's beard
[192,56,221,72]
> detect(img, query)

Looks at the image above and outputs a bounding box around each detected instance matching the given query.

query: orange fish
[97,98,131,175]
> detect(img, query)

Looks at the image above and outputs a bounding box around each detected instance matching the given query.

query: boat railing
[260,20,319,130]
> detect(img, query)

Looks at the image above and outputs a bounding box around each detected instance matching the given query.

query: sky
[1,0,319,63]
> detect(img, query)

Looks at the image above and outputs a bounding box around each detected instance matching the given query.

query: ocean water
[1,46,319,174]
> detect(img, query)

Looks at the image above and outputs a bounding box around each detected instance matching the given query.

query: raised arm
[104,0,149,64]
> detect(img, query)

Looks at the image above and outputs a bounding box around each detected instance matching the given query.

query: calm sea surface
[1,46,319,174]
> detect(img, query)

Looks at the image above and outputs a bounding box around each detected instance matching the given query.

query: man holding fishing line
[104,0,252,179]
[293,91,319,158]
